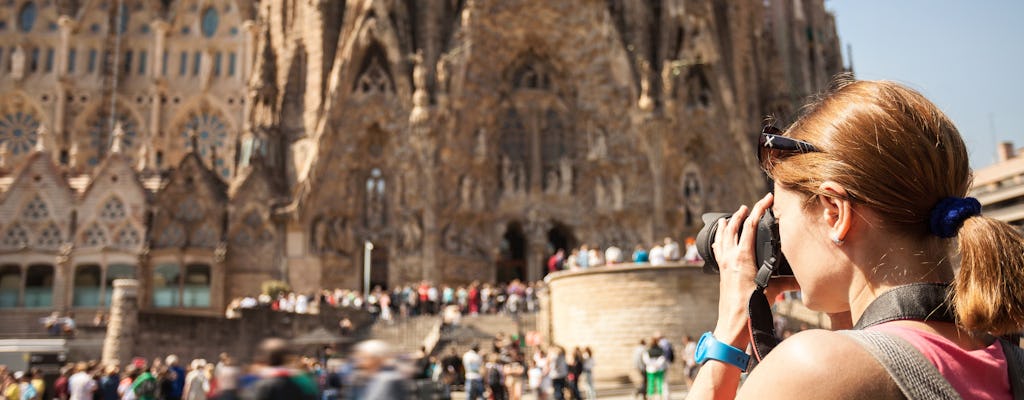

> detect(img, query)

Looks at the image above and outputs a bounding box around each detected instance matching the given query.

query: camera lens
[695,213,730,274]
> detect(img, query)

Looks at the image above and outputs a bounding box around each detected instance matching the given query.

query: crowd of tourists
[424,334,595,400]
[226,280,543,322]
[630,332,697,400]
[546,237,702,274]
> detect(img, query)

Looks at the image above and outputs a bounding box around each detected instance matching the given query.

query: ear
[817,181,853,242]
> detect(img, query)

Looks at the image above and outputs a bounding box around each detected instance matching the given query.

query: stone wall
[72,307,372,364]
[542,262,718,383]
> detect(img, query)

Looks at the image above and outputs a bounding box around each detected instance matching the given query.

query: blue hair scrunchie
[928,197,981,238]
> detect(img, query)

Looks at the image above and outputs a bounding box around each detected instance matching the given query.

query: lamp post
[363,241,374,298]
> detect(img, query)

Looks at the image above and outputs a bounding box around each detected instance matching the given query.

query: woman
[580,347,596,400]
[641,339,667,400]
[503,350,526,400]
[181,359,209,400]
[691,76,1024,399]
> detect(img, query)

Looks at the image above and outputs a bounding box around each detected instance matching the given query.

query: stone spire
[68,143,78,170]
[110,122,124,154]
[34,124,47,153]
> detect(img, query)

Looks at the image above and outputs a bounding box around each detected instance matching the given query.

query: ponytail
[952,215,1024,335]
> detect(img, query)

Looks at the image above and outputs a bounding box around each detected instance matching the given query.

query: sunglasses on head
[757,125,821,172]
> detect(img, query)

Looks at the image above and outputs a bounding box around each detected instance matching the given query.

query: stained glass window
[18,2,37,33]
[114,225,141,249]
[80,223,108,247]
[138,50,147,75]
[1,223,29,248]
[88,49,97,72]
[0,110,41,155]
[86,109,139,165]
[201,7,219,38]
[180,111,231,177]
[21,195,49,221]
[35,222,62,249]
[99,197,126,220]
[155,223,185,248]
[174,197,203,222]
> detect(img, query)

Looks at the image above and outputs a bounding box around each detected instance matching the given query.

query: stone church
[0,0,844,315]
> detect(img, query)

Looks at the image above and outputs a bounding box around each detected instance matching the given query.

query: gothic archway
[497,222,527,282]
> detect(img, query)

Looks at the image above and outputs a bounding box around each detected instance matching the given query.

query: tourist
[690,76,1024,398]
[631,339,647,400]
[682,237,701,263]
[244,339,316,400]
[547,346,569,400]
[648,243,665,266]
[181,359,209,400]
[503,350,526,400]
[662,237,680,262]
[642,339,667,400]
[99,365,120,400]
[28,368,44,400]
[546,250,564,274]
[565,348,583,400]
[351,340,409,400]
[581,347,596,400]
[604,245,622,265]
[577,245,590,269]
[631,245,648,264]
[165,355,186,400]
[484,353,506,400]
[462,344,484,400]
[68,362,96,400]
[681,335,698,389]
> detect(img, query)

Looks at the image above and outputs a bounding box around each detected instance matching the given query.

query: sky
[825,1,1024,169]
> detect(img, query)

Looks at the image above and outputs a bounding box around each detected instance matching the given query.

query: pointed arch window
[80,223,109,248]
[201,7,220,38]
[174,197,203,222]
[99,197,127,221]
[190,223,218,248]
[18,2,37,33]
[86,108,140,166]
[114,224,142,249]
[21,195,50,221]
[1,223,30,249]
[35,222,63,249]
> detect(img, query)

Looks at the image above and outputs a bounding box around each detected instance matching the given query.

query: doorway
[497,222,527,282]
[370,246,389,290]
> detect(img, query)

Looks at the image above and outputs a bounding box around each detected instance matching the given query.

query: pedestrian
[642,339,667,400]
[462,344,484,400]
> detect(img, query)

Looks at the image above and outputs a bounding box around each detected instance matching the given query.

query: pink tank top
[868,323,1011,400]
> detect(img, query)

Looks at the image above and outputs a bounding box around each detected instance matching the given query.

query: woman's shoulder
[737,329,902,400]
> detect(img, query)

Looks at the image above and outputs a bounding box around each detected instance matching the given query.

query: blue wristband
[695,331,750,372]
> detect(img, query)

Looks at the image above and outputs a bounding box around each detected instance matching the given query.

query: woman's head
[767,74,1024,334]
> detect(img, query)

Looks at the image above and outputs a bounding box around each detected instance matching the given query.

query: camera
[694,209,793,277]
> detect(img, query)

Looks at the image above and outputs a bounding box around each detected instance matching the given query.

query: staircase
[432,312,539,358]
[366,314,443,356]
[0,310,60,338]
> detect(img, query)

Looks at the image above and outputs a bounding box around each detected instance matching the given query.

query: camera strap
[747,257,782,362]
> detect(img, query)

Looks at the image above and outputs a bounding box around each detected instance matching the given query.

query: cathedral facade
[0,0,844,314]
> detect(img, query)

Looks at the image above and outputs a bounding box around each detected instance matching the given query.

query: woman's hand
[710,193,775,348]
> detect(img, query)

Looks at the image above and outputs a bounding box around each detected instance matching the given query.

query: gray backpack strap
[841,330,961,400]
[1000,338,1024,400]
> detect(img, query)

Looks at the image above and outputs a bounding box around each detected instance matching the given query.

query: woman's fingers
[740,193,774,251]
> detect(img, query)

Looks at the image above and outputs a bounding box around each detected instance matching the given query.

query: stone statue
[474,128,487,162]
[558,157,573,195]
[11,46,25,80]
[611,174,624,210]
[0,142,7,170]
[595,178,607,209]
[111,122,125,154]
[472,184,485,210]
[410,50,429,125]
[311,217,329,252]
[400,215,423,253]
[327,217,354,256]
[460,175,473,209]
[587,128,608,160]
[545,169,559,194]
[638,60,654,112]
[500,156,516,197]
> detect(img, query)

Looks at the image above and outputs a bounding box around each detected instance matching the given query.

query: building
[971,141,1024,228]
[0,0,844,315]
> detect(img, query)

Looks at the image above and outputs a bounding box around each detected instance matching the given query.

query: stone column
[151,21,169,79]
[102,279,139,367]
[53,244,73,311]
